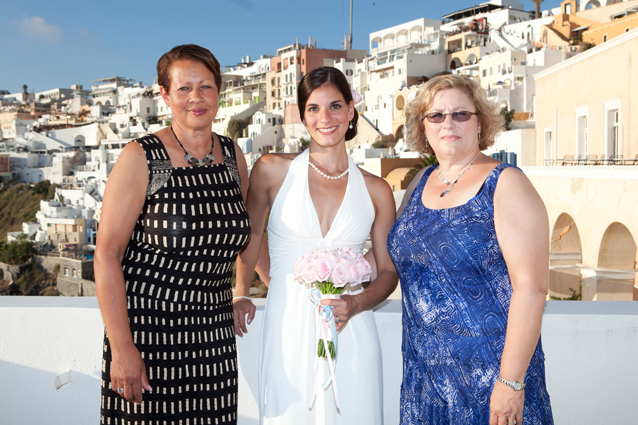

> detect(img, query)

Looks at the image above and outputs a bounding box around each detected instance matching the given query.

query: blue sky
[0,0,564,93]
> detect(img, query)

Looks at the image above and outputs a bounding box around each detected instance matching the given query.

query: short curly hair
[404,74,504,155]
[157,44,222,94]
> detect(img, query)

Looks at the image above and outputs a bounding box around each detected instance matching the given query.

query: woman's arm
[94,141,152,404]
[233,155,284,336]
[489,167,550,425]
[324,175,399,331]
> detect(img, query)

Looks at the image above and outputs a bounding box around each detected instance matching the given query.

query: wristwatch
[497,374,526,391]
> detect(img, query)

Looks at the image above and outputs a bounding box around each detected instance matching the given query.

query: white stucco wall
[1,297,637,424]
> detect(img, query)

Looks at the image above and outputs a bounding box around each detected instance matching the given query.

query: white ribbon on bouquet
[308,288,340,410]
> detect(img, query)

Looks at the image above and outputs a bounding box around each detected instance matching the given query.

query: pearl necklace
[309,161,349,180]
[438,152,481,197]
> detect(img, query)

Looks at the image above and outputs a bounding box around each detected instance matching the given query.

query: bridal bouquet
[293,247,372,358]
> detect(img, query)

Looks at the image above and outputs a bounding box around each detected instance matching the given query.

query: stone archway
[394,125,404,140]
[585,0,601,9]
[595,222,637,300]
[549,213,583,299]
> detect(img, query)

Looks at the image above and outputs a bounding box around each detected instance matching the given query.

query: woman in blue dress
[387,75,553,425]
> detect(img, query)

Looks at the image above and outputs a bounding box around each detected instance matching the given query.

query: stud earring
[478,132,481,140]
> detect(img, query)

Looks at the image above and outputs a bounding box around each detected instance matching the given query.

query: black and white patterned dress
[100,133,250,424]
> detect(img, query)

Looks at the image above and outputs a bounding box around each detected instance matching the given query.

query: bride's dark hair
[297,67,358,141]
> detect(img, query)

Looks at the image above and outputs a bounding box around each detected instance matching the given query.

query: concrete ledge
[0,297,637,424]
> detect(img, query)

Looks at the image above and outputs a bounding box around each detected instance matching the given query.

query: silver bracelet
[233,296,252,302]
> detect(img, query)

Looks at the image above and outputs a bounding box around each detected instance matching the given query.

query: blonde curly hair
[404,74,504,155]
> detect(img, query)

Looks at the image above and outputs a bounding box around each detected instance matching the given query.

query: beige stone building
[532,27,638,300]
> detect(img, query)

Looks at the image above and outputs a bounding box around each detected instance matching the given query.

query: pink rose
[350,257,372,284]
[293,255,309,280]
[330,263,350,288]
[315,257,332,282]
[301,257,317,284]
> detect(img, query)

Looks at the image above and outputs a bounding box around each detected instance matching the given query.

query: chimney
[314,39,317,49]
[308,35,312,48]
[246,55,251,63]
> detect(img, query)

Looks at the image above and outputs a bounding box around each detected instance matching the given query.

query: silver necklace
[170,125,215,167]
[309,161,349,180]
[438,152,481,197]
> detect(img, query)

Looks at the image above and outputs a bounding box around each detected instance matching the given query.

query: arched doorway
[394,125,404,140]
[549,213,583,299]
[596,223,637,300]
[449,58,462,70]
[585,0,601,9]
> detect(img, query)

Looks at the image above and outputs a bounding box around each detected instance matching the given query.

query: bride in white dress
[234,67,398,425]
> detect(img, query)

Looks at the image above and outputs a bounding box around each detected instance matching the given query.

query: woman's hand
[233,298,256,337]
[321,294,362,332]
[489,381,524,425]
[110,343,152,404]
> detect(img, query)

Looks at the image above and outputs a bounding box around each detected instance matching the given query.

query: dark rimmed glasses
[425,111,477,123]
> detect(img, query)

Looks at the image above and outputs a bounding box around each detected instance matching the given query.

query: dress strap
[131,135,173,197]
[218,134,242,190]
[481,162,516,200]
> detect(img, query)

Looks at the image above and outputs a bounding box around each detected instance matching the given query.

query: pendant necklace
[438,152,481,197]
[170,125,215,167]
[309,161,349,180]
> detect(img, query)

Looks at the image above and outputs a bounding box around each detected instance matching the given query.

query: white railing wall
[0,297,637,424]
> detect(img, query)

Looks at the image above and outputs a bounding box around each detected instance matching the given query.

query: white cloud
[15,15,62,44]
[79,28,100,42]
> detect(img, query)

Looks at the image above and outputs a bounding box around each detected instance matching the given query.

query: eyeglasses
[424,111,477,123]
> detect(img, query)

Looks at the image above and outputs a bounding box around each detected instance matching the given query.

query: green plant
[53,263,60,274]
[372,141,385,149]
[227,118,251,141]
[549,284,582,301]
[0,236,37,265]
[501,106,515,131]
[582,42,595,51]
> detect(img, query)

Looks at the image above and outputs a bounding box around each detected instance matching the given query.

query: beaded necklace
[170,125,215,167]
[438,152,481,197]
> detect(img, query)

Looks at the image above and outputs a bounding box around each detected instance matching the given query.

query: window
[544,129,552,165]
[575,105,589,157]
[605,98,621,158]
[64,267,68,276]
[346,69,353,76]
[603,34,608,42]
[146,107,150,113]
[72,269,77,278]
[482,69,486,77]
[290,57,294,64]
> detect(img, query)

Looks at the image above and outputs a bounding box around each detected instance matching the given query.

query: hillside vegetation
[0,180,58,240]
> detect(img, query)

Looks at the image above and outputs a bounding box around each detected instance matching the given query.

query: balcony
[1,297,637,424]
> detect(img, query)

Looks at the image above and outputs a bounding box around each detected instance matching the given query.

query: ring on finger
[508,421,517,425]
[337,317,341,323]
[117,387,124,394]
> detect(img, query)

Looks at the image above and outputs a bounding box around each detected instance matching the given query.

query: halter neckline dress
[258,149,383,425]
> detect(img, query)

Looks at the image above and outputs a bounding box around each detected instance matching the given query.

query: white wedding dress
[258,149,383,424]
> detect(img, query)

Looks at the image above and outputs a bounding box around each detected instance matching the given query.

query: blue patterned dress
[387,163,553,425]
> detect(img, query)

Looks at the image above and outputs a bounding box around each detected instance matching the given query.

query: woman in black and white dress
[96,44,250,424]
